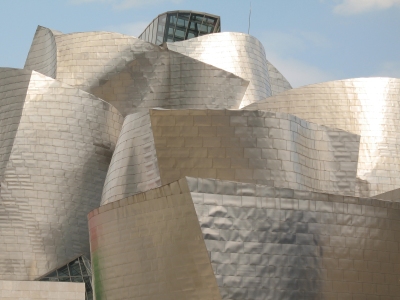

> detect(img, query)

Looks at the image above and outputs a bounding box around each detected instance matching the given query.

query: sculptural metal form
[0,10,399,300]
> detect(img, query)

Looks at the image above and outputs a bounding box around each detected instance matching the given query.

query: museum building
[0,9,399,300]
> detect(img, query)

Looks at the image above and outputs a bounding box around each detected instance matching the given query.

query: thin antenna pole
[248,1,252,34]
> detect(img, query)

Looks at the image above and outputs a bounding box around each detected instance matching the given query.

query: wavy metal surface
[166,32,272,108]
[245,78,400,197]
[150,109,360,195]
[89,177,400,300]
[266,60,292,95]
[0,69,31,182]
[24,26,61,79]
[90,48,248,114]
[101,111,161,205]
[89,178,222,300]
[100,108,360,205]
[25,28,248,116]
[0,69,123,280]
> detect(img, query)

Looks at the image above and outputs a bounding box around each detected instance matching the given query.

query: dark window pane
[58,276,71,282]
[175,29,185,39]
[57,265,69,277]
[68,261,82,277]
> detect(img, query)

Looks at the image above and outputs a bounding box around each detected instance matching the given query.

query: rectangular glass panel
[174,29,185,39]
[152,18,158,44]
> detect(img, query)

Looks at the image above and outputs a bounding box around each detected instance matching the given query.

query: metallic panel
[53,31,144,93]
[373,188,400,202]
[166,32,272,108]
[0,69,123,280]
[90,177,400,300]
[0,281,85,300]
[24,26,61,79]
[89,178,222,300]
[150,109,360,195]
[0,69,31,182]
[90,48,248,115]
[267,59,292,95]
[25,28,248,116]
[101,111,161,205]
[245,78,400,197]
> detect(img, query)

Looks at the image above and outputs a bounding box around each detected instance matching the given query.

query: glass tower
[138,10,221,45]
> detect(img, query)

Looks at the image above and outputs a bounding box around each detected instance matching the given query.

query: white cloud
[333,0,400,15]
[70,0,183,9]
[105,21,149,37]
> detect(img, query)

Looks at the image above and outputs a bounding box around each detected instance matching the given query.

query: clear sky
[0,0,399,87]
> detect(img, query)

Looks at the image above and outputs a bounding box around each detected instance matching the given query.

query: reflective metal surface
[267,59,292,95]
[24,26,61,79]
[89,177,400,299]
[0,68,123,280]
[101,108,360,205]
[5,14,400,300]
[139,10,221,44]
[101,111,161,205]
[25,28,248,116]
[245,78,400,197]
[166,32,273,108]
[37,255,93,300]
[89,178,222,300]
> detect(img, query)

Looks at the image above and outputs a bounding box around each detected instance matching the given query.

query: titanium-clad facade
[245,78,400,197]
[101,108,361,206]
[26,27,248,116]
[0,69,123,280]
[24,26,61,79]
[1,8,400,300]
[167,32,273,108]
[89,177,400,299]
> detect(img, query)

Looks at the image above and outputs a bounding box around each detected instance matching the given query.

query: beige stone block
[174,115,194,126]
[193,115,212,126]
[189,148,208,158]
[213,158,231,169]
[198,168,217,179]
[198,126,217,137]
[184,137,203,147]
[216,169,236,180]
[207,147,226,158]
[202,137,221,147]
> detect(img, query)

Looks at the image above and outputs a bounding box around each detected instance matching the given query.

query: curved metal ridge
[245,77,400,197]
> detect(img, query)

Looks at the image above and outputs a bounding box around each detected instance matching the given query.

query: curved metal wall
[0,69,31,182]
[89,48,248,114]
[266,60,292,95]
[149,109,361,196]
[89,179,222,300]
[166,32,272,108]
[0,69,123,280]
[100,108,360,206]
[89,177,400,300]
[245,78,400,197]
[25,29,248,116]
[101,111,161,205]
[24,26,61,79]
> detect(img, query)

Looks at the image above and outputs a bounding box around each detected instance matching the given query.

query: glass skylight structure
[37,256,93,300]
[138,10,220,44]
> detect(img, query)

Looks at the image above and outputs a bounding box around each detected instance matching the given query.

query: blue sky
[0,0,399,87]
